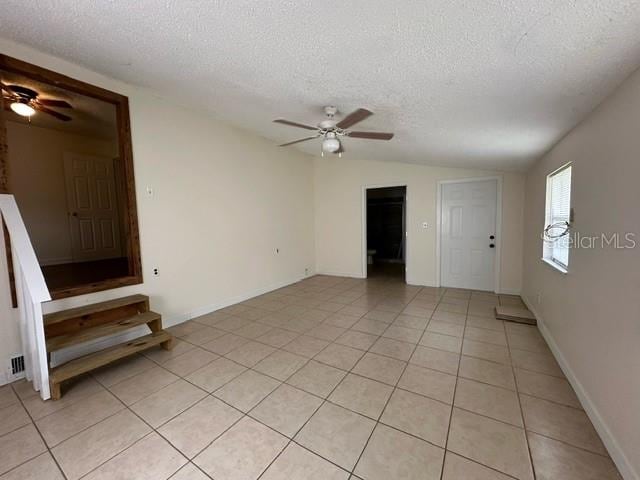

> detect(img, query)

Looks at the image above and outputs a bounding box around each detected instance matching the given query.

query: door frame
[435,176,503,293]
[361,183,409,280]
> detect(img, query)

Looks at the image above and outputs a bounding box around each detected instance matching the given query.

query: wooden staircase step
[495,305,537,325]
[44,294,149,326]
[50,331,173,399]
[46,311,161,352]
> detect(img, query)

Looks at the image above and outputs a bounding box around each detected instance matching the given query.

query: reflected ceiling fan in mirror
[274,106,394,157]
[1,82,73,121]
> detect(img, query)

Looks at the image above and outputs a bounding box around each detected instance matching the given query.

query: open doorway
[365,186,406,281]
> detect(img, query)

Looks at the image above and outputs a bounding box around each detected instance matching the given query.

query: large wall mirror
[0,54,142,300]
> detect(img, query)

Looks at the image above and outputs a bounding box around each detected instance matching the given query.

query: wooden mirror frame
[0,53,143,300]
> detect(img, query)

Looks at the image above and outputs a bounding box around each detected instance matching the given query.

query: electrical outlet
[305,268,309,276]
[146,186,154,196]
[276,248,279,254]
[153,268,159,276]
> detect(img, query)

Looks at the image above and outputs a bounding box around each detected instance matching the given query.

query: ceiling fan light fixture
[322,133,341,153]
[10,101,36,117]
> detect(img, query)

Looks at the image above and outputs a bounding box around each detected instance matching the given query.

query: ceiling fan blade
[36,105,72,121]
[4,85,37,98]
[279,136,319,147]
[273,119,318,131]
[2,85,19,101]
[38,99,73,109]
[348,131,394,140]
[336,108,373,129]
[0,81,16,93]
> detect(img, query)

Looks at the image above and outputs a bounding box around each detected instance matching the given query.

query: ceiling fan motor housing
[318,106,339,130]
[323,105,338,117]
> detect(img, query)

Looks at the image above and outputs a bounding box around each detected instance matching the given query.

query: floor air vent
[8,355,25,381]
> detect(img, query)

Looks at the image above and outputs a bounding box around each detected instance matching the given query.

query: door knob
[489,235,495,240]
[489,243,495,248]
[71,212,78,217]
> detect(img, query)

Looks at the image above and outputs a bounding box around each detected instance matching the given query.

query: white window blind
[544,164,572,269]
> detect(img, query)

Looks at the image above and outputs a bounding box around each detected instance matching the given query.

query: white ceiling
[1,1,639,171]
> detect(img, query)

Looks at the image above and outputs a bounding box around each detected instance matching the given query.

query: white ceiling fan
[274,106,394,157]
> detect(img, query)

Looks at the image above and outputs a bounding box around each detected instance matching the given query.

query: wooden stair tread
[50,331,171,384]
[46,311,161,352]
[44,294,149,326]
[495,306,537,325]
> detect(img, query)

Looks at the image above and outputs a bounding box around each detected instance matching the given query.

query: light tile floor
[0,275,623,480]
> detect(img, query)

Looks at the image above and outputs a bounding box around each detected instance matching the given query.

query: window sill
[541,257,568,274]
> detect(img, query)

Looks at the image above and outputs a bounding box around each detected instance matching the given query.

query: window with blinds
[543,164,572,270]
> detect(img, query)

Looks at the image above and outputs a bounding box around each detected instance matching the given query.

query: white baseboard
[405,278,438,288]
[0,372,25,387]
[522,296,638,480]
[50,273,310,366]
[496,287,522,295]
[315,270,366,279]
[168,274,309,327]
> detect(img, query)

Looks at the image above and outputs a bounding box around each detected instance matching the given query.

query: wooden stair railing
[45,294,173,400]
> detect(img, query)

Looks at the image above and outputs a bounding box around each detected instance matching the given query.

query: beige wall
[523,68,640,479]
[6,121,118,265]
[0,40,316,383]
[314,157,525,293]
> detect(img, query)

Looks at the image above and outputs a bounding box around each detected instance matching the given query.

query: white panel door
[64,153,122,262]
[441,179,497,291]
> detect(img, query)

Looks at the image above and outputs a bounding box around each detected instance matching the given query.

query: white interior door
[441,179,497,291]
[64,153,122,262]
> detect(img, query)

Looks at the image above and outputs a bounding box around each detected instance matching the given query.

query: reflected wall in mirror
[0,54,142,299]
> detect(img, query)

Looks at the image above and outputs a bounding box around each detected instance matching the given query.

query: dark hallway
[366,186,406,281]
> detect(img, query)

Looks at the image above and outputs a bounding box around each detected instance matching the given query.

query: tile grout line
[83,374,198,479]
[254,279,416,479]
[438,291,470,480]
[182,285,485,478]
[504,311,539,480]
[179,328,610,465]
[7,382,70,480]
[173,288,381,478]
[171,285,550,477]
[4,278,611,479]
[347,286,425,477]
[255,279,428,478]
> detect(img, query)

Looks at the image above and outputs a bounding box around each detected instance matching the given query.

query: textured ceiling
[1,1,639,171]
